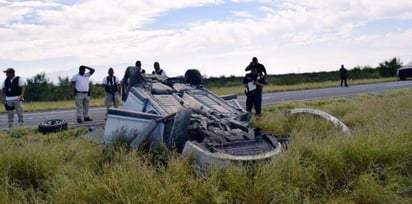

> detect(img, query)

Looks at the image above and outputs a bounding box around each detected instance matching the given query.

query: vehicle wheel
[38,119,68,134]
[184,69,202,86]
[168,108,191,152]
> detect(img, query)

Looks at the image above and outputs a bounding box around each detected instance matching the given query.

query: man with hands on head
[70,65,95,123]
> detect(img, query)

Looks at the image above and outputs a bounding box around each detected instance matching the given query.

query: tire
[168,109,191,153]
[38,119,68,134]
[184,69,202,86]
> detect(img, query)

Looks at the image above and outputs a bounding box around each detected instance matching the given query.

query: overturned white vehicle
[103,69,350,167]
[103,69,283,167]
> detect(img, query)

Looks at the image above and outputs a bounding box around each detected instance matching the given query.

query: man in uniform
[2,68,25,129]
[70,65,95,123]
[102,67,121,116]
[245,57,267,112]
[243,66,266,119]
[339,64,348,87]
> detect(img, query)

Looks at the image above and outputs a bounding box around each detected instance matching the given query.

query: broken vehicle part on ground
[289,108,351,134]
[103,69,348,167]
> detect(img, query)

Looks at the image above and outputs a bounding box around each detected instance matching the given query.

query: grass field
[0,86,411,203]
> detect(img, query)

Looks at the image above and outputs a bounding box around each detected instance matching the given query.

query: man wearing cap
[70,65,95,123]
[2,68,25,129]
[102,67,121,116]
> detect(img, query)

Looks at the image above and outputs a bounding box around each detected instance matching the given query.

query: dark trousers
[340,77,348,87]
[246,90,262,115]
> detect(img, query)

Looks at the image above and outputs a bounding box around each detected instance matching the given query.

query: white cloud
[9,1,60,7]
[0,0,411,82]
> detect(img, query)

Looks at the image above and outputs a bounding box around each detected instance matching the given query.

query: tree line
[204,57,403,88]
[8,57,405,102]
[22,74,105,102]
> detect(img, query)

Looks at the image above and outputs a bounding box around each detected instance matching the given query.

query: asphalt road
[1,80,411,129]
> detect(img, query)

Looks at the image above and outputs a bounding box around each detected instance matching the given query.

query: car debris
[102,69,349,168]
[289,108,351,134]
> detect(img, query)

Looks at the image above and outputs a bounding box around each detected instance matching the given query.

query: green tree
[377,57,402,77]
[25,73,53,102]
[52,76,72,101]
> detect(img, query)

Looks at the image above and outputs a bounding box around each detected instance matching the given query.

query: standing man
[102,67,121,116]
[340,64,348,87]
[70,65,95,123]
[243,66,266,119]
[152,62,168,80]
[122,60,143,101]
[2,68,25,129]
[245,57,267,108]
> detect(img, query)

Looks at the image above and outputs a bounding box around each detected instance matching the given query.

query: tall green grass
[0,89,411,203]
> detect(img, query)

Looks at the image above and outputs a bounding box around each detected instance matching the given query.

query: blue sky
[1,0,412,83]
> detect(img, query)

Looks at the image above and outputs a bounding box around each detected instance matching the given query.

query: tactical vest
[105,76,118,93]
[4,77,22,97]
[152,69,163,75]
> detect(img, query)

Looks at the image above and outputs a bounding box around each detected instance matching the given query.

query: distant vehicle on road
[397,62,412,80]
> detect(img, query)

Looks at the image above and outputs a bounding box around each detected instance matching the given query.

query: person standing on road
[1,68,25,129]
[340,64,348,87]
[243,65,266,119]
[152,62,167,80]
[102,67,121,116]
[70,65,95,123]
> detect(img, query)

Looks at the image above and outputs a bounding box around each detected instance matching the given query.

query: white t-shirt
[153,69,168,80]
[71,72,92,92]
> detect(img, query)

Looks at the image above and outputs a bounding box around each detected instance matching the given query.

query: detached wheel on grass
[38,119,68,134]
